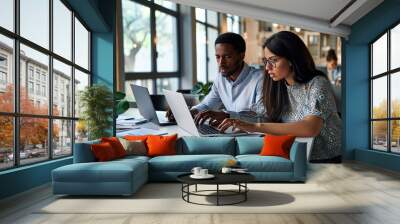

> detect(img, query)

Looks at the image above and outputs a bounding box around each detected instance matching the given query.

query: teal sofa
[52,136,307,196]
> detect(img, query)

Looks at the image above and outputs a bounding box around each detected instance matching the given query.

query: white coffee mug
[221,167,232,174]
[191,167,202,176]
[200,169,208,176]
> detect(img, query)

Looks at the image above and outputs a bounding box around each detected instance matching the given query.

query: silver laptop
[163,89,252,137]
[131,85,176,126]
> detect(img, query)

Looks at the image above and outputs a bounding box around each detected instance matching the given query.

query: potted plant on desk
[115,91,130,116]
[191,81,213,101]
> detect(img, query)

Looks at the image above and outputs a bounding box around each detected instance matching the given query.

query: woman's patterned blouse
[281,75,342,160]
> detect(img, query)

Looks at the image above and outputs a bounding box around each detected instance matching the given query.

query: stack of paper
[116,115,147,130]
[117,118,147,125]
[116,127,168,137]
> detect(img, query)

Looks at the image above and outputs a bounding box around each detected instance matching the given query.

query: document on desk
[116,114,136,121]
[116,127,168,137]
[116,118,147,125]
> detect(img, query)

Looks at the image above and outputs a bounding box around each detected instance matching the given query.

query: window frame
[369,19,400,154]
[123,0,181,94]
[195,8,220,83]
[0,0,92,171]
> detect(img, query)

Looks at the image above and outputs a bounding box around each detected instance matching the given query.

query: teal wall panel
[343,44,370,159]
[91,0,115,88]
[65,0,110,32]
[355,149,400,172]
[92,33,114,87]
[0,158,72,199]
[91,0,115,135]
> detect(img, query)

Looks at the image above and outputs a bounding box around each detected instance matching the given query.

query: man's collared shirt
[192,63,264,115]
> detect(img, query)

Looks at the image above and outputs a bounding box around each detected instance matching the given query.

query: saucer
[232,170,249,174]
[190,174,215,179]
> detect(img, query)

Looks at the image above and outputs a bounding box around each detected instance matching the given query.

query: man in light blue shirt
[326,49,341,86]
[191,33,264,126]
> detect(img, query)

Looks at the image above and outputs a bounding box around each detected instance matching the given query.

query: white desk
[136,122,192,137]
[118,108,192,137]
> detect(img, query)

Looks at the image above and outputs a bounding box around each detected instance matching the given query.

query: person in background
[218,31,342,163]
[326,49,341,86]
[167,32,264,126]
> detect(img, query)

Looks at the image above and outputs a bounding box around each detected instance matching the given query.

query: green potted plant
[115,91,130,116]
[191,81,213,101]
[79,84,113,140]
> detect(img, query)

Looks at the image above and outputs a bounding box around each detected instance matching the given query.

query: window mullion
[388,29,391,152]
[71,9,76,154]
[151,7,157,77]
[205,23,209,82]
[49,0,54,160]
[152,78,157,95]
[217,13,221,33]
[370,47,372,148]
[177,4,182,88]
[14,0,21,167]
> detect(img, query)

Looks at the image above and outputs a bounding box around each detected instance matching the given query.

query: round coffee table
[177,173,255,206]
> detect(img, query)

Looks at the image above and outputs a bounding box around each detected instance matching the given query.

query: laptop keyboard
[198,124,221,135]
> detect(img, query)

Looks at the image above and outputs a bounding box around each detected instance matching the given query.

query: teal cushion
[177,136,235,155]
[52,159,147,183]
[149,154,235,172]
[116,155,150,163]
[73,140,100,163]
[235,137,264,155]
[236,155,293,172]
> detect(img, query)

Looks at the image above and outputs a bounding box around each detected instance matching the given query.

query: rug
[38,183,361,214]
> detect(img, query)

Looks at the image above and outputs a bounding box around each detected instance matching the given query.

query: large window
[226,14,241,34]
[195,8,220,83]
[370,23,400,153]
[0,0,91,170]
[122,0,180,99]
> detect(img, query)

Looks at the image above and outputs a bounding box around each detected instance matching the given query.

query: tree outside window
[122,0,180,97]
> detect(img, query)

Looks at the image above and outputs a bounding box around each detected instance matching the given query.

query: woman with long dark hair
[218,31,341,163]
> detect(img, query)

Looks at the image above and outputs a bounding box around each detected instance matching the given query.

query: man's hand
[190,108,200,118]
[217,118,238,132]
[166,108,175,122]
[194,110,229,126]
[166,108,199,122]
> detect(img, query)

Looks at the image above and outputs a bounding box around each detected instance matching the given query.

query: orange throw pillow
[91,142,117,161]
[124,135,151,141]
[146,134,177,157]
[259,135,296,159]
[101,137,127,158]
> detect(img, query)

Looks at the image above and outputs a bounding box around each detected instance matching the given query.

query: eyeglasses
[262,57,280,68]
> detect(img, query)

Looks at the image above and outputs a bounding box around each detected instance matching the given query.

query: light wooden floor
[1,162,400,224]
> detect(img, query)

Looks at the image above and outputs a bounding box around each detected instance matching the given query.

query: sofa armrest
[73,140,100,163]
[289,141,307,181]
[294,137,314,161]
